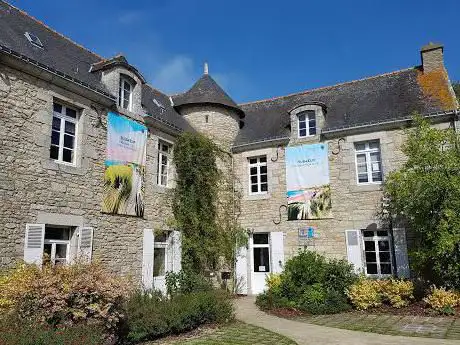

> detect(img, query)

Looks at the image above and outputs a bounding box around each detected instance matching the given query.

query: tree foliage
[452,82,460,102]
[172,132,246,273]
[384,115,460,288]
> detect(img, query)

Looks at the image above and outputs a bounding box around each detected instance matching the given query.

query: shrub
[347,278,415,310]
[380,279,414,308]
[0,317,105,345]
[0,262,132,335]
[297,283,351,315]
[125,289,233,342]
[346,278,382,310]
[424,287,460,315]
[166,270,213,296]
[323,258,358,294]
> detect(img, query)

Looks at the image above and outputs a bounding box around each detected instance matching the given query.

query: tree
[384,115,460,288]
[453,82,460,102]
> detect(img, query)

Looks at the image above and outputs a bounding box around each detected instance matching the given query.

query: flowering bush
[347,278,414,310]
[346,278,382,310]
[424,287,460,315]
[379,279,414,308]
[0,262,133,334]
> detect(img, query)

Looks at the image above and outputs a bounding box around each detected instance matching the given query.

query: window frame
[297,110,316,138]
[119,76,134,111]
[157,139,173,187]
[50,101,79,166]
[361,229,393,278]
[354,140,383,185]
[153,232,169,278]
[43,226,72,266]
[252,233,270,273]
[248,156,268,195]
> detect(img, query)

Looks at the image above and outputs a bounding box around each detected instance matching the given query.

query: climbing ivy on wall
[172,132,247,273]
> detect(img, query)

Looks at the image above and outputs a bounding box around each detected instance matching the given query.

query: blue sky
[10,0,460,103]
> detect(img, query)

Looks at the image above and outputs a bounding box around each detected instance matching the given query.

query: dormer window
[119,75,134,111]
[298,110,316,138]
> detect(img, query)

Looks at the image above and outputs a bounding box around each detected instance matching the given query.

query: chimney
[420,42,444,73]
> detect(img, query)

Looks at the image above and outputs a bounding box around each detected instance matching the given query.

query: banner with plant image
[102,112,147,217]
[286,143,332,220]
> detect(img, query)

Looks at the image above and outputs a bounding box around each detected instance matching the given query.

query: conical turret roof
[172,74,244,118]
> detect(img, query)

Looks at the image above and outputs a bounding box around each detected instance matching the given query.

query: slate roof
[142,84,194,132]
[0,1,111,96]
[172,74,244,117]
[235,67,457,145]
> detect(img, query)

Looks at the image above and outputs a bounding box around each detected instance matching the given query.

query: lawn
[293,312,460,340]
[145,321,297,345]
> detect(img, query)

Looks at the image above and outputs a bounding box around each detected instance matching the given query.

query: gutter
[322,109,458,136]
[0,44,116,102]
[231,136,289,152]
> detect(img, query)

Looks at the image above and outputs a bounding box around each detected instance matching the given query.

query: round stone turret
[173,73,244,151]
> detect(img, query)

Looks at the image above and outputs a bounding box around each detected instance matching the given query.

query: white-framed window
[298,110,316,138]
[119,76,134,111]
[157,140,172,187]
[354,140,383,184]
[253,233,270,273]
[248,156,268,195]
[153,231,169,278]
[43,226,72,266]
[50,101,78,165]
[362,229,393,277]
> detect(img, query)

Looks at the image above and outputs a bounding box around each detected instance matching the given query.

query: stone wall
[0,64,175,282]
[233,126,435,261]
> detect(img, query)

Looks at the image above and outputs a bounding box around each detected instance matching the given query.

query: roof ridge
[2,0,104,60]
[239,66,417,107]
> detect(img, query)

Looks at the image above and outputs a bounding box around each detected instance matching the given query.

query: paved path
[234,297,460,345]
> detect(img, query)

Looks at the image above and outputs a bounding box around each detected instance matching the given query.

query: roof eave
[174,102,245,118]
[0,44,116,106]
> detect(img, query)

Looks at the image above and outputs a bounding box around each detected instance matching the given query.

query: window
[24,31,44,49]
[298,110,316,138]
[43,226,72,266]
[119,76,134,111]
[248,156,268,194]
[362,230,393,277]
[253,233,270,273]
[355,140,382,184]
[153,231,169,277]
[50,102,78,164]
[157,140,172,187]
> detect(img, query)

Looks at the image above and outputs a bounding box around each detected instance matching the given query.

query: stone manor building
[0,1,458,294]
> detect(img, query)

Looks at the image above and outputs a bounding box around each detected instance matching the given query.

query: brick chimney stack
[421,42,444,72]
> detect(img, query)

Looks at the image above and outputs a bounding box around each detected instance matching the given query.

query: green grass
[145,322,297,345]
[294,312,460,340]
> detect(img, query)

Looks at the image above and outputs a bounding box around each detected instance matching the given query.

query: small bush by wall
[424,287,460,315]
[347,278,414,310]
[256,250,357,314]
[125,289,233,342]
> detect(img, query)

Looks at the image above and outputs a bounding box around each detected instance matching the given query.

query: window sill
[152,184,173,194]
[245,193,271,201]
[43,159,85,176]
[349,183,382,193]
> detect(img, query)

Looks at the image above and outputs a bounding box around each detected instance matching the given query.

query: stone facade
[0,64,174,282]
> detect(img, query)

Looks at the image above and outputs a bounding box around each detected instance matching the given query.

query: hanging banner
[102,112,148,217]
[286,143,332,220]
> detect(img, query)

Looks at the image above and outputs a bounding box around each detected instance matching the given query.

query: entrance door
[251,233,271,294]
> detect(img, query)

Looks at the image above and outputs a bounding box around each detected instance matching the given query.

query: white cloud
[118,10,144,25]
[151,55,198,94]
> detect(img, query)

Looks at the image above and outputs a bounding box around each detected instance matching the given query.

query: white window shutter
[270,232,285,274]
[78,227,93,262]
[345,230,364,274]
[235,244,248,295]
[142,229,154,290]
[24,224,45,266]
[172,231,181,273]
[393,227,410,278]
